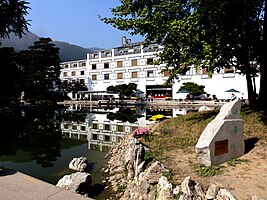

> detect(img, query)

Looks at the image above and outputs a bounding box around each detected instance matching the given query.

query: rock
[199,105,213,112]
[69,157,87,172]
[156,176,173,200]
[56,172,92,195]
[216,189,236,200]
[181,176,196,197]
[196,99,244,166]
[206,184,219,199]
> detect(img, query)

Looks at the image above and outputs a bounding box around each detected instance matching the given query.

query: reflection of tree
[0,107,62,168]
[107,107,139,123]
[61,111,87,124]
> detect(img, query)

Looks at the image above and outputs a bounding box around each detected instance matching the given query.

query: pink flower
[132,127,149,137]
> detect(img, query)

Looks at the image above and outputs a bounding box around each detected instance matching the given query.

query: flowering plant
[132,127,149,137]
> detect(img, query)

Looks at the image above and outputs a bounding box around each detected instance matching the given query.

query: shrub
[132,127,149,137]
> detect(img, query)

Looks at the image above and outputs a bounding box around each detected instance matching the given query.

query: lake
[0,105,196,196]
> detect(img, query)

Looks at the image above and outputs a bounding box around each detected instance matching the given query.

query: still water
[0,105,194,186]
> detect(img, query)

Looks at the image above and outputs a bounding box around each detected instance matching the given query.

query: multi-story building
[60,36,260,100]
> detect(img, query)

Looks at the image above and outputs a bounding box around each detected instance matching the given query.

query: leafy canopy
[0,0,30,39]
[178,82,205,96]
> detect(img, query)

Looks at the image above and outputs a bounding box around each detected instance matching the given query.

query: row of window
[92,123,138,132]
[62,62,86,68]
[91,70,168,81]
[91,58,154,70]
[63,71,85,77]
[62,66,234,80]
[63,123,138,132]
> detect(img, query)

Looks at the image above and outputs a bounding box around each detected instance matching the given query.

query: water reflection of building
[60,107,151,152]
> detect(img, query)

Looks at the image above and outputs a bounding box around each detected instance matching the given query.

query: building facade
[60,38,260,100]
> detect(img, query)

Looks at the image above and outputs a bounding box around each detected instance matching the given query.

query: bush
[132,127,149,137]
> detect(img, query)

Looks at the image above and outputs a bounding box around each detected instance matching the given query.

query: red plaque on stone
[214,139,229,156]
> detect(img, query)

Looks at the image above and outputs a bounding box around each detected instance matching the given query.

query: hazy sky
[26,0,143,49]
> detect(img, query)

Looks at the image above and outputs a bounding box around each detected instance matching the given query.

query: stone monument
[195,98,244,166]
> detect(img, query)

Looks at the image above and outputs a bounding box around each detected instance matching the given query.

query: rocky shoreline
[101,128,242,200]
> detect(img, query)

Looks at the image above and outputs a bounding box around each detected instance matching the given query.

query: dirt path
[163,139,267,200]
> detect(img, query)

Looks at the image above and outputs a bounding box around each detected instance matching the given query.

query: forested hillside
[0,31,103,62]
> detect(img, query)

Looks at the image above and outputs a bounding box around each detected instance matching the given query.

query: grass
[193,163,225,177]
[140,106,267,184]
[227,158,249,167]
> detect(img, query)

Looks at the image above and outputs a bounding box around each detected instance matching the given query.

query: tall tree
[101,0,266,109]
[0,47,23,104]
[0,0,30,39]
[18,38,61,100]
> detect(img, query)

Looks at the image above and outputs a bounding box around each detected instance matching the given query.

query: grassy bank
[140,106,267,185]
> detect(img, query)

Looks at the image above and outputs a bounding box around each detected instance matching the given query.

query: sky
[26,0,144,49]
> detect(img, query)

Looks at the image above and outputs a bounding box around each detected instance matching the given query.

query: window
[117,125,123,132]
[202,68,208,75]
[92,123,98,129]
[64,124,68,129]
[131,59,137,66]
[164,71,170,77]
[80,71,84,75]
[104,63,109,69]
[104,124,110,131]
[92,134,98,140]
[104,74,109,80]
[80,62,86,67]
[63,72,67,77]
[92,64,96,70]
[104,135,110,142]
[147,70,154,77]
[132,72,138,78]
[147,58,153,65]
[80,126,86,131]
[92,74,97,80]
[132,126,138,132]
[117,61,123,67]
[117,72,123,79]
[72,125,77,130]
[71,63,77,68]
[80,79,85,84]
[224,66,234,73]
[64,64,68,68]
[71,71,76,76]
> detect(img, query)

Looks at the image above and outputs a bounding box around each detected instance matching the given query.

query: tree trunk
[258,1,267,110]
[245,71,256,109]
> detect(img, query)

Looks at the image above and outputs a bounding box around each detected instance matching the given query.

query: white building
[60,37,260,100]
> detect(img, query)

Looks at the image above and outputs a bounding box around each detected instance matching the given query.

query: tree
[0,0,30,39]
[101,0,266,109]
[178,82,205,97]
[18,37,61,101]
[0,47,23,104]
[107,83,137,99]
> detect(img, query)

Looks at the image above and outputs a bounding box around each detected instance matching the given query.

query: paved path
[0,169,93,200]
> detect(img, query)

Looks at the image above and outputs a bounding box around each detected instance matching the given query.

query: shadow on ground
[244,137,260,154]
[0,169,17,176]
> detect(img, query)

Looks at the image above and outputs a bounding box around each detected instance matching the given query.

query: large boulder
[69,157,88,172]
[56,172,92,195]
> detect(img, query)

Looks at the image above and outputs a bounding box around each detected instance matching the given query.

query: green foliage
[107,107,139,123]
[17,37,61,101]
[193,163,224,177]
[124,164,128,177]
[100,0,266,107]
[0,0,30,39]
[178,82,205,96]
[116,184,127,193]
[227,158,248,167]
[107,83,137,98]
[0,47,23,105]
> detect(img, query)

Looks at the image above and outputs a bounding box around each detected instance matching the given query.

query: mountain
[0,31,103,62]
